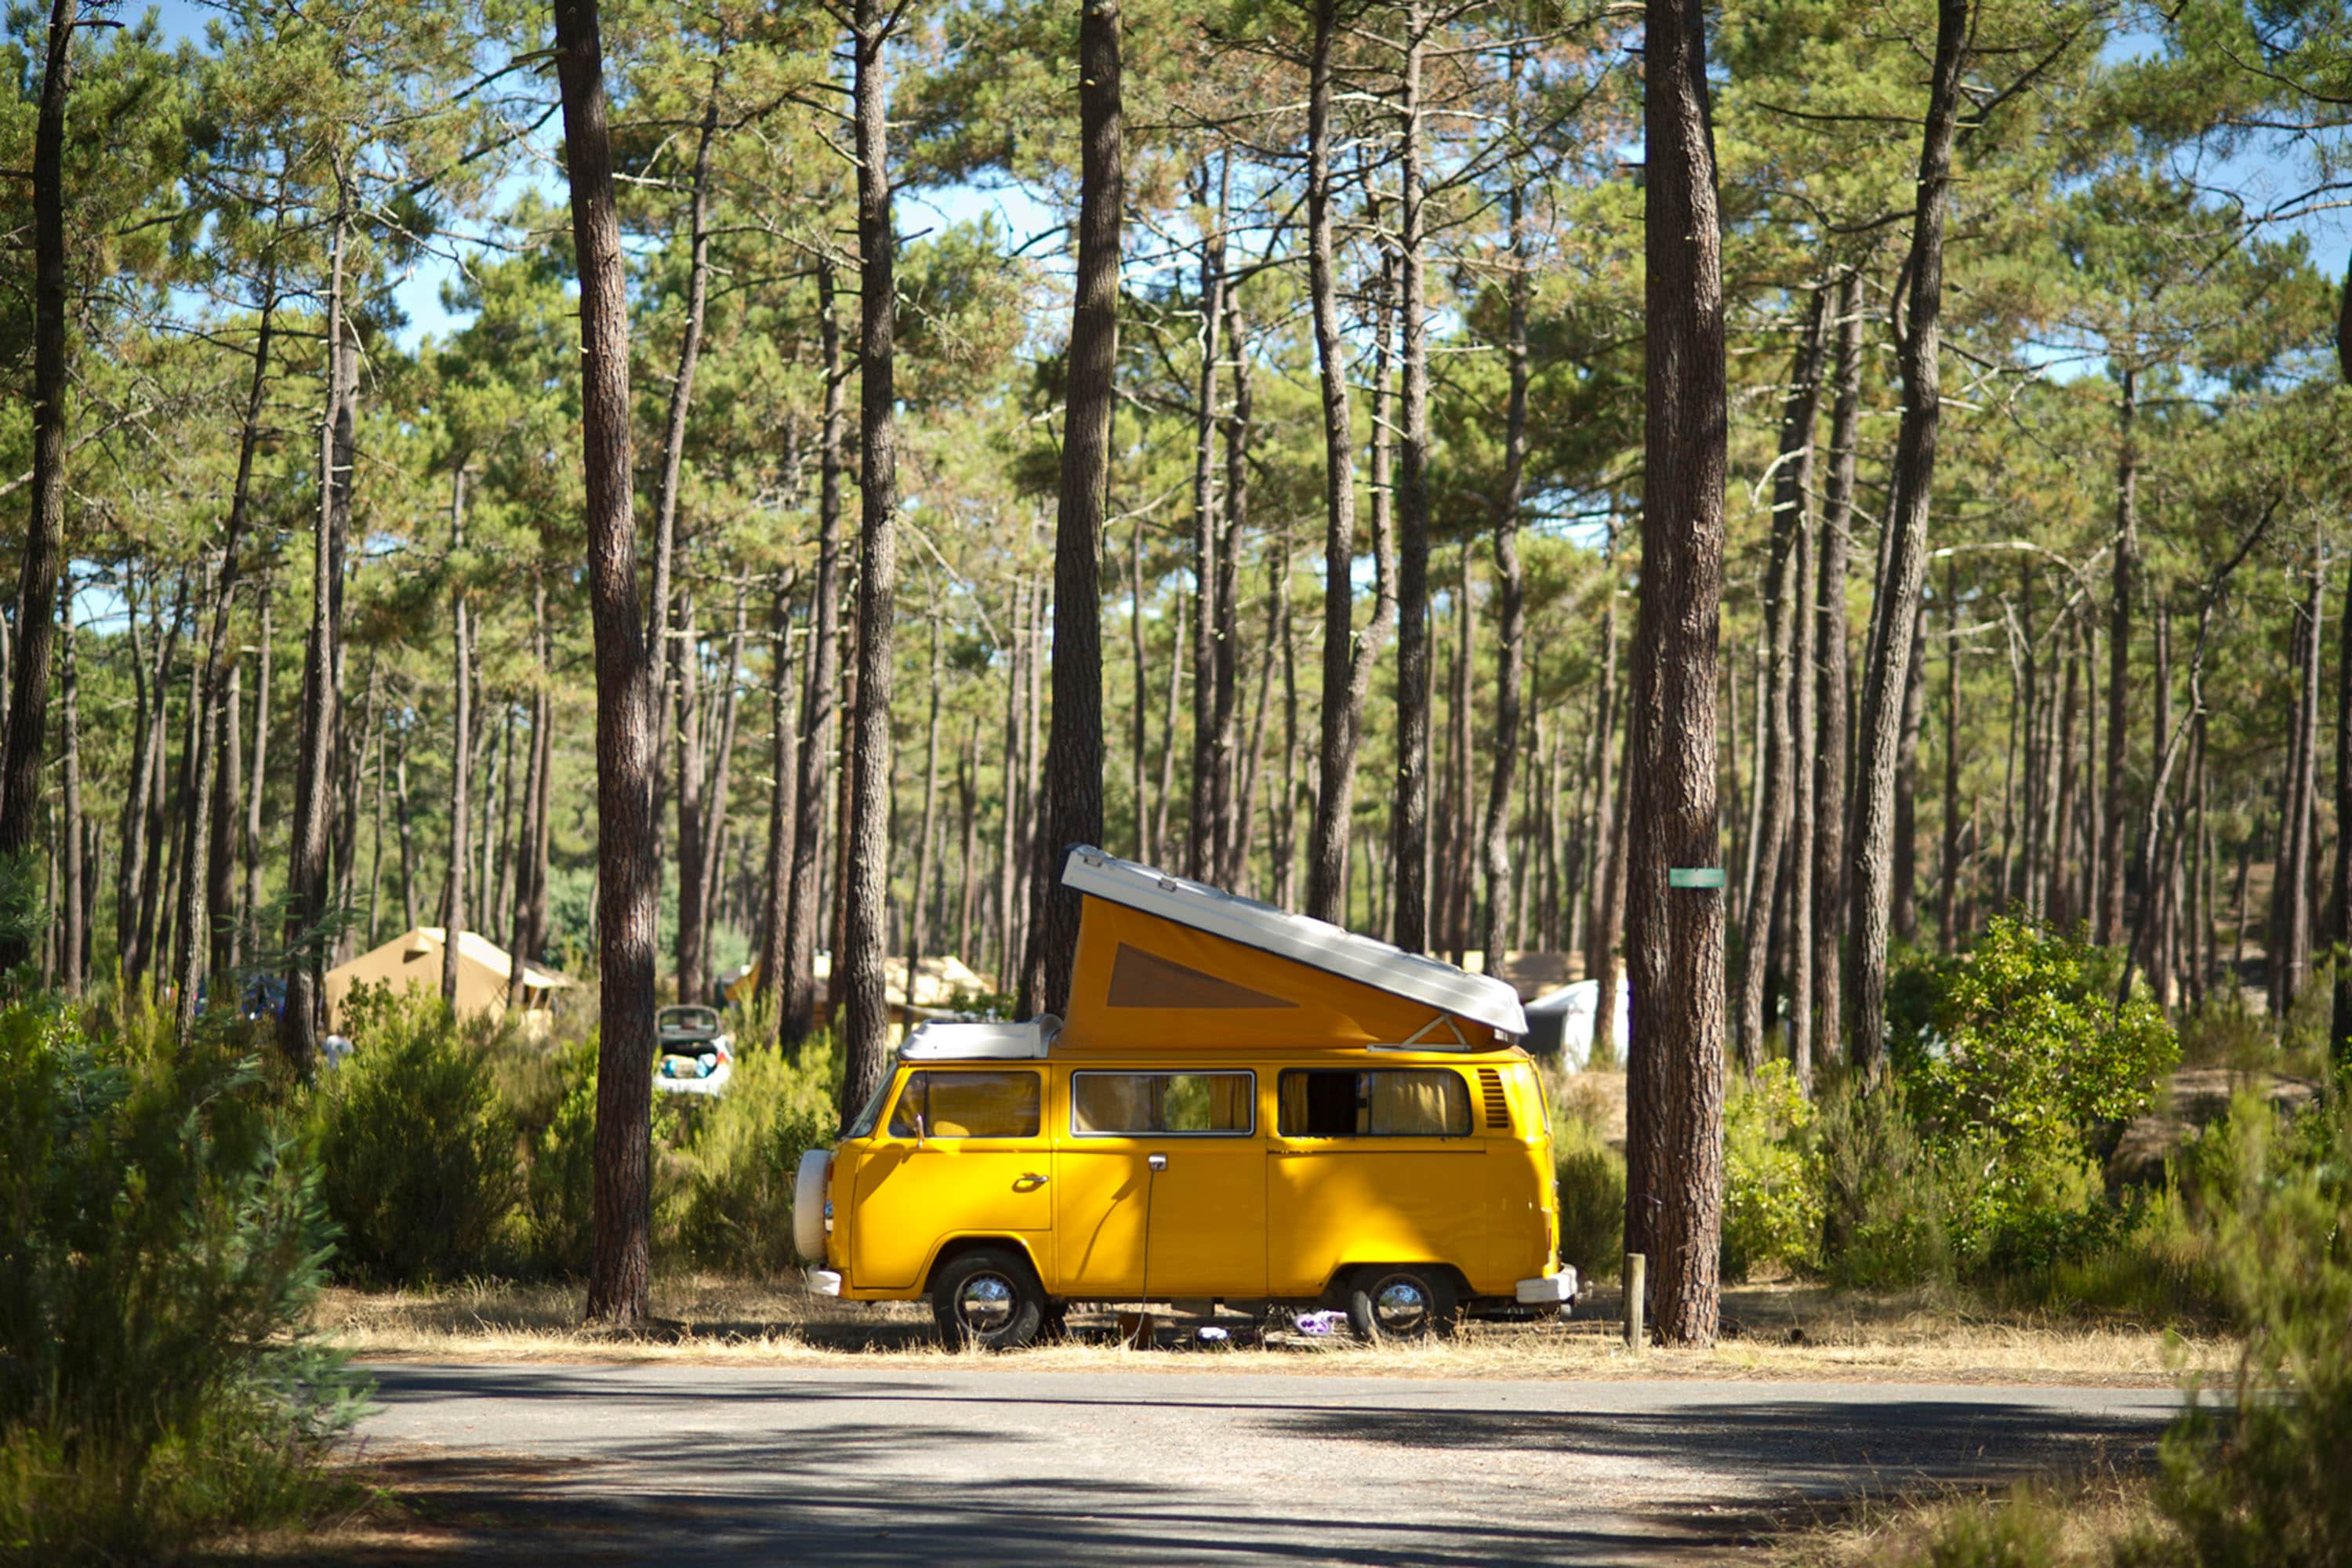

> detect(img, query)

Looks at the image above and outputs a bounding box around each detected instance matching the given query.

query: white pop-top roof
[1060,846,1527,1038]
[900,1015,1062,1062]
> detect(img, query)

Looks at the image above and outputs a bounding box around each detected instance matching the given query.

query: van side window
[1072,1072,1254,1135]
[1277,1069,1472,1138]
[887,1071,1041,1139]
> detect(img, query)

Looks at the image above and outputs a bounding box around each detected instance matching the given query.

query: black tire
[930,1247,1047,1350]
[1345,1265,1459,1342]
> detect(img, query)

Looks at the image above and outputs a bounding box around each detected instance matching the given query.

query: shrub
[0,1000,365,1557]
[1721,1060,1822,1283]
[667,1044,839,1274]
[1886,919,2175,1279]
[1816,1071,1954,1289]
[1553,1114,1625,1283]
[309,985,521,1281]
[2116,1094,2352,1567]
[522,1030,601,1276]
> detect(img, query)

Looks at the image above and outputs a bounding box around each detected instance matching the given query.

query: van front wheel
[931,1247,1046,1350]
[1346,1266,1458,1341]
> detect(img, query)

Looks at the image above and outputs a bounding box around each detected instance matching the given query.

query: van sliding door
[1052,1069,1267,1298]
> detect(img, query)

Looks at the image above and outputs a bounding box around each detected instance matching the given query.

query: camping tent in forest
[324,927,572,1034]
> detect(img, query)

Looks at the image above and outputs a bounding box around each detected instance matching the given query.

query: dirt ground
[314,1274,2230,1387]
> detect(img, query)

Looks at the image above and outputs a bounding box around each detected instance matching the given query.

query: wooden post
[1624,1252,1646,1352]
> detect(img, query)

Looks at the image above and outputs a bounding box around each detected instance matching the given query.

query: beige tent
[721,952,995,1017]
[325,927,573,1034]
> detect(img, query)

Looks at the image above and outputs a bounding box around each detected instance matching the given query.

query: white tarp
[1523,978,1630,1070]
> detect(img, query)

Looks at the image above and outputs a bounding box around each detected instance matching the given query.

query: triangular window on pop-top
[1106,942,1299,1010]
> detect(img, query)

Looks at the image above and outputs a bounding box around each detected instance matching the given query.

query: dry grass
[313,1274,2231,1385]
[1772,1470,2166,1566]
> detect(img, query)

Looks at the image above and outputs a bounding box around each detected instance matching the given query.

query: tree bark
[1479,179,1531,973]
[908,609,943,1010]
[1186,158,1225,884]
[1214,320,1251,888]
[508,574,547,1004]
[557,0,658,1327]
[1810,268,1863,1069]
[443,467,472,1007]
[695,590,746,985]
[1302,0,1396,924]
[280,209,347,1070]
[0,0,77,937]
[839,0,903,1124]
[1392,2,1433,953]
[1734,289,1822,1070]
[1845,0,1967,1071]
[757,578,800,1015]
[1893,608,1927,943]
[1624,0,1726,1348]
[57,575,82,993]
[1026,0,1120,1014]
[782,260,846,1046]
[1130,517,1152,862]
[2098,370,2136,945]
[2276,554,2322,1012]
[244,586,271,957]
[2333,542,2352,1067]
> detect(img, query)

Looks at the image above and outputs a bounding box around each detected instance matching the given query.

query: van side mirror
[914,1112,926,1149]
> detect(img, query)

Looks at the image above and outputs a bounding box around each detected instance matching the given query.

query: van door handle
[1015,1171,1049,1189]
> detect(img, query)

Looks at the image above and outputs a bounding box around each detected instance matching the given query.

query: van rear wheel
[1346,1265,1458,1341]
[931,1247,1046,1351]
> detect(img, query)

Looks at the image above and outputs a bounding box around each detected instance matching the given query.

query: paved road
[355,1362,2181,1565]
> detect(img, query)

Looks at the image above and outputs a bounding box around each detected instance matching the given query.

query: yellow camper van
[793,847,1577,1347]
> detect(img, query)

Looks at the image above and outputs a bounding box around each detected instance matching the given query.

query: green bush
[2110,1092,2352,1566]
[1553,1114,1625,1283]
[1816,1071,1954,1289]
[1721,1059,1821,1283]
[0,999,365,1557]
[666,1043,839,1274]
[522,1030,601,1276]
[309,985,521,1281]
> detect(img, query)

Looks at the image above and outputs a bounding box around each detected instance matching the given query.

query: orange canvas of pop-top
[1058,895,1469,1051]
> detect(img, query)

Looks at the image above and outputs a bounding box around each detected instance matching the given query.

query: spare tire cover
[793,1148,833,1263]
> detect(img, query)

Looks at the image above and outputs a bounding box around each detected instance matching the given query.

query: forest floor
[314,1276,2229,1387]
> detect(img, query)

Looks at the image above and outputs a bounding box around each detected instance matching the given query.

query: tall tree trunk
[839,0,903,1123]
[1586,533,1621,1000]
[0,0,77,944]
[509,579,547,1004]
[2277,555,2322,1012]
[557,0,659,1328]
[57,575,82,992]
[1624,0,1726,1348]
[956,723,978,964]
[442,468,473,1006]
[1936,557,1962,951]
[1392,3,1433,953]
[908,610,943,1011]
[280,210,347,1071]
[1026,0,1120,1013]
[208,656,240,978]
[244,588,270,956]
[1302,26,1396,918]
[1845,0,1967,1070]
[1130,517,1152,862]
[1734,289,1823,1070]
[1810,268,1863,1069]
[1893,609,1927,942]
[1185,158,1225,884]
[2099,370,2136,945]
[782,261,846,1045]
[395,729,419,931]
[1214,325,1251,887]
[1480,177,1531,974]
[757,577,800,1014]
[674,597,708,1002]
[2333,542,2352,1067]
[696,591,746,983]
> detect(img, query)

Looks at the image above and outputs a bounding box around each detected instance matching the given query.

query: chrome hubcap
[956,1272,1016,1334]
[1373,1276,1432,1335]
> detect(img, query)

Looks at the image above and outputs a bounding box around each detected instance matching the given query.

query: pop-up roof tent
[909,847,1525,1059]
[324,927,572,1033]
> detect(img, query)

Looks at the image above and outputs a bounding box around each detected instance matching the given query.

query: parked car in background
[655,1004,734,1096]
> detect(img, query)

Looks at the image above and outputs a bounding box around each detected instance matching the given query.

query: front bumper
[805,1268,844,1298]
[1516,1268,1579,1305]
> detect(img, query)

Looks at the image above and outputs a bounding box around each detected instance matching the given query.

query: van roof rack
[899,1015,1062,1062]
[1059,847,1526,1038]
